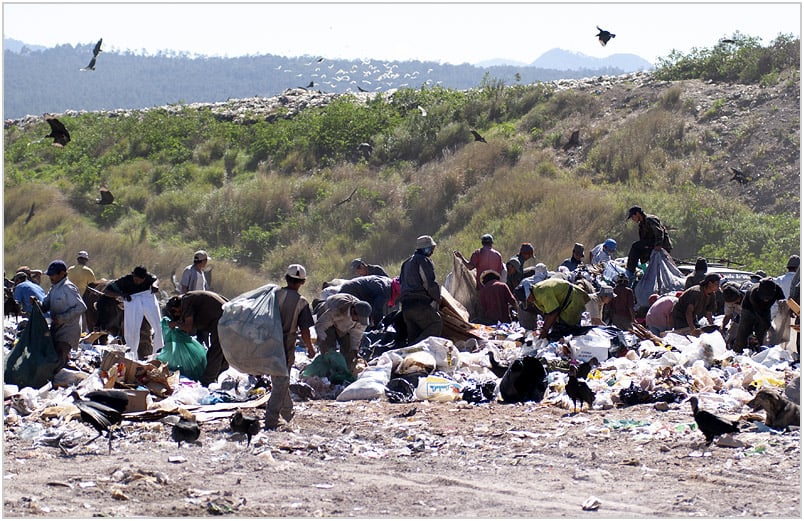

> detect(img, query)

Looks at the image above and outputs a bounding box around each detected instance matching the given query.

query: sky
[2,2,802,66]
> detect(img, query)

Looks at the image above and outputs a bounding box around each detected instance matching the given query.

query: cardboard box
[570,333,612,363]
[122,389,150,413]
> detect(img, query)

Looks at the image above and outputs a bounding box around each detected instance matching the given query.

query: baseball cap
[77,250,89,260]
[603,239,617,251]
[626,205,642,220]
[787,255,800,269]
[286,264,307,280]
[353,301,372,325]
[194,250,209,262]
[45,260,67,275]
[416,235,436,249]
[572,243,585,255]
[519,243,534,254]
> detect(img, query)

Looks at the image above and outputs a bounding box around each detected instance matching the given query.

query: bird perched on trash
[63,390,128,454]
[499,355,548,403]
[230,410,260,446]
[44,115,70,147]
[96,186,115,205]
[688,396,739,446]
[171,419,201,448]
[566,365,595,413]
[596,26,616,46]
[562,130,581,151]
[470,129,487,143]
[486,350,509,379]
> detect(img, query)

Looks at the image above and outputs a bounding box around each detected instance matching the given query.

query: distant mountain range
[3,39,654,119]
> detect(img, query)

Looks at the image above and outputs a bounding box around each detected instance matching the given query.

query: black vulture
[576,357,599,381]
[93,38,103,57]
[562,130,581,151]
[688,396,739,446]
[499,356,548,403]
[357,85,368,92]
[96,186,115,205]
[44,115,70,147]
[64,390,127,454]
[486,350,508,379]
[230,410,260,446]
[566,365,595,413]
[171,419,201,448]
[470,130,487,143]
[730,167,750,184]
[596,26,616,46]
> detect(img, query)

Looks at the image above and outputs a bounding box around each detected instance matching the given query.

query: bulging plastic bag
[414,375,462,402]
[157,317,208,382]
[4,300,59,389]
[301,351,356,385]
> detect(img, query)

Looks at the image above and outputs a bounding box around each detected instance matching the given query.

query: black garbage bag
[385,378,416,403]
[461,380,497,403]
[4,300,60,389]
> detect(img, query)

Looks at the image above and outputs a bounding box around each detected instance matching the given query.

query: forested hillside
[3,43,641,120]
[3,35,800,302]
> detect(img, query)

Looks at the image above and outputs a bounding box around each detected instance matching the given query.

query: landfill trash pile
[3,314,801,517]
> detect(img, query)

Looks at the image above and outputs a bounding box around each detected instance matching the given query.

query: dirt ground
[2,389,801,519]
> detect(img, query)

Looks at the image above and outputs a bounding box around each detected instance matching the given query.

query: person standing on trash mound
[314,292,371,377]
[528,277,590,340]
[399,235,443,345]
[265,264,316,430]
[671,273,721,336]
[164,290,229,387]
[103,266,164,360]
[453,233,504,290]
[625,205,673,284]
[39,260,87,372]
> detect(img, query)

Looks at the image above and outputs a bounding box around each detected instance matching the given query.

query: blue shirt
[13,280,46,315]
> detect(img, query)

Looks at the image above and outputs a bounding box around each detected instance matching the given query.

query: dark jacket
[639,214,672,252]
[338,275,393,326]
[399,251,440,306]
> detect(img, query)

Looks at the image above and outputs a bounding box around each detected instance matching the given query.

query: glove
[124,295,132,302]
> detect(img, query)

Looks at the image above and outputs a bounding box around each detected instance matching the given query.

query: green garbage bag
[301,351,356,385]
[158,317,207,382]
[4,300,60,389]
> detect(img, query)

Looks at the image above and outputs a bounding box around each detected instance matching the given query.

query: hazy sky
[3,2,801,66]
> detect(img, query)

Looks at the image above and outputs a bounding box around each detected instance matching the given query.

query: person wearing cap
[104,266,164,360]
[733,277,785,351]
[453,233,504,290]
[505,242,535,294]
[164,290,229,387]
[528,277,591,339]
[67,250,96,332]
[584,284,615,326]
[559,243,585,272]
[774,254,800,298]
[265,264,317,429]
[645,292,680,335]
[477,270,517,325]
[400,235,443,345]
[179,250,210,295]
[40,260,87,372]
[671,273,721,336]
[337,275,395,328]
[625,205,673,283]
[588,239,617,266]
[12,271,46,316]
[314,292,372,375]
[349,258,389,278]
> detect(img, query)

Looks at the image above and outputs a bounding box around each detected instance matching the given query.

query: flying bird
[562,130,581,151]
[171,419,201,448]
[23,202,35,225]
[63,390,128,455]
[566,365,595,413]
[720,38,737,45]
[688,396,739,446]
[44,115,70,147]
[230,410,260,446]
[96,186,114,205]
[596,26,616,46]
[357,85,368,92]
[470,130,487,143]
[417,105,427,117]
[300,80,314,89]
[81,56,97,71]
[356,142,373,159]
[92,38,103,57]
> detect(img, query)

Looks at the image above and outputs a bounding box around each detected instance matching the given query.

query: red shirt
[478,280,517,324]
[469,247,504,289]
